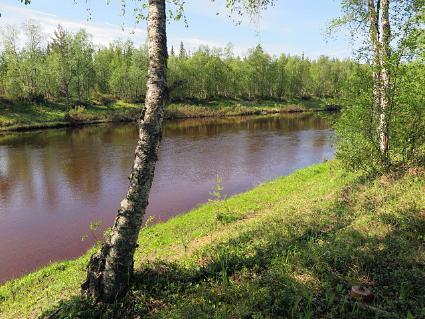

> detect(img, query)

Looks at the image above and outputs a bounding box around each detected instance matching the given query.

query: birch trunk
[367,0,382,114]
[367,0,391,166]
[378,0,390,162]
[81,0,168,302]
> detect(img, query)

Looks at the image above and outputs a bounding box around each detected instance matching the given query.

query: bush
[390,61,425,167]
[64,105,88,123]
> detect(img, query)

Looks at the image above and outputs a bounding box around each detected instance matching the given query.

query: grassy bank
[0,161,423,318]
[0,97,332,132]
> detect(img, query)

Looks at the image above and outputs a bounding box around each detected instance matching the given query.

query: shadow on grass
[40,181,425,319]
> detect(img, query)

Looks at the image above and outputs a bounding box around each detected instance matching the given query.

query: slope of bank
[0,161,423,319]
[0,97,334,132]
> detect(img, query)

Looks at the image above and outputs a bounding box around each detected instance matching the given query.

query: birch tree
[332,0,423,171]
[367,0,391,164]
[80,0,277,302]
[49,26,74,107]
[81,0,169,301]
[13,0,277,303]
[21,21,44,100]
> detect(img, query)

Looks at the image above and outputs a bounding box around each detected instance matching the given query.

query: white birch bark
[82,0,168,302]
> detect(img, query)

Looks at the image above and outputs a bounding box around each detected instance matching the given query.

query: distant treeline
[0,22,358,105]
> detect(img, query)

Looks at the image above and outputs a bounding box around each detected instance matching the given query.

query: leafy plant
[81,220,102,243]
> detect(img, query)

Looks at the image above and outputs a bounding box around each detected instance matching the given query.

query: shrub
[64,105,88,123]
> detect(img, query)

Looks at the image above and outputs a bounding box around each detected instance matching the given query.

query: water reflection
[0,113,333,283]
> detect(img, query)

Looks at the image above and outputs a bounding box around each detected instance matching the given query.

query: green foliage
[107,40,148,102]
[0,23,95,104]
[208,176,239,225]
[168,44,355,101]
[391,60,425,167]
[0,23,355,107]
[333,0,425,173]
[335,60,425,173]
[334,65,382,173]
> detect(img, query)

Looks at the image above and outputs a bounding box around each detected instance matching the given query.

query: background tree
[333,0,424,173]
[109,40,135,100]
[0,25,22,98]
[70,29,95,103]
[21,21,45,101]
[48,25,74,107]
[0,22,356,104]
[94,46,114,95]
[179,41,186,59]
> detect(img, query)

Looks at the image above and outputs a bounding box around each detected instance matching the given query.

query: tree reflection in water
[0,113,334,283]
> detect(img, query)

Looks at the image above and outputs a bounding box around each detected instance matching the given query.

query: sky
[0,0,352,59]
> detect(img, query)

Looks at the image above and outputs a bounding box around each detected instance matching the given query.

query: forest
[0,23,356,105]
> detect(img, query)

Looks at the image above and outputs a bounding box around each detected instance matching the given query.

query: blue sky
[0,0,351,58]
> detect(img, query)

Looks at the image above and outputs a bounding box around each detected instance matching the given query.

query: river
[0,113,334,283]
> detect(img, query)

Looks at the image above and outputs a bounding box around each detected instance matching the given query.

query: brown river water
[0,113,334,283]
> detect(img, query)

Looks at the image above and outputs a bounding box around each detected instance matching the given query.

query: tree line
[0,22,357,106]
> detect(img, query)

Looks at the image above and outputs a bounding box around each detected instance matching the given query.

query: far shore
[0,97,340,133]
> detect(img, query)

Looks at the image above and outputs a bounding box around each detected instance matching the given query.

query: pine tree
[179,41,186,58]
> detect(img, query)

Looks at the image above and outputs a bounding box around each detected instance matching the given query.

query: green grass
[165,97,328,119]
[0,98,140,132]
[0,96,330,132]
[1,161,423,319]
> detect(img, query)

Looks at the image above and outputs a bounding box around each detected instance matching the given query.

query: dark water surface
[0,114,334,283]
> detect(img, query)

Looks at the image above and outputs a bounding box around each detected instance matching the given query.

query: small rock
[350,285,374,303]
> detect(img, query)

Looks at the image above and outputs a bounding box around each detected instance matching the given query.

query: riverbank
[0,97,335,133]
[0,161,423,319]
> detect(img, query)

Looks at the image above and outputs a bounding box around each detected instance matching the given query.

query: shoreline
[0,98,339,134]
[2,162,343,315]
[0,161,423,318]
[0,109,328,133]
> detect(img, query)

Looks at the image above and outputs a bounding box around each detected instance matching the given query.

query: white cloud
[0,2,349,59]
[168,37,250,56]
[0,4,147,47]
[0,3,251,55]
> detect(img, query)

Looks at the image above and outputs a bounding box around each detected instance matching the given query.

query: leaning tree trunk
[82,0,168,302]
